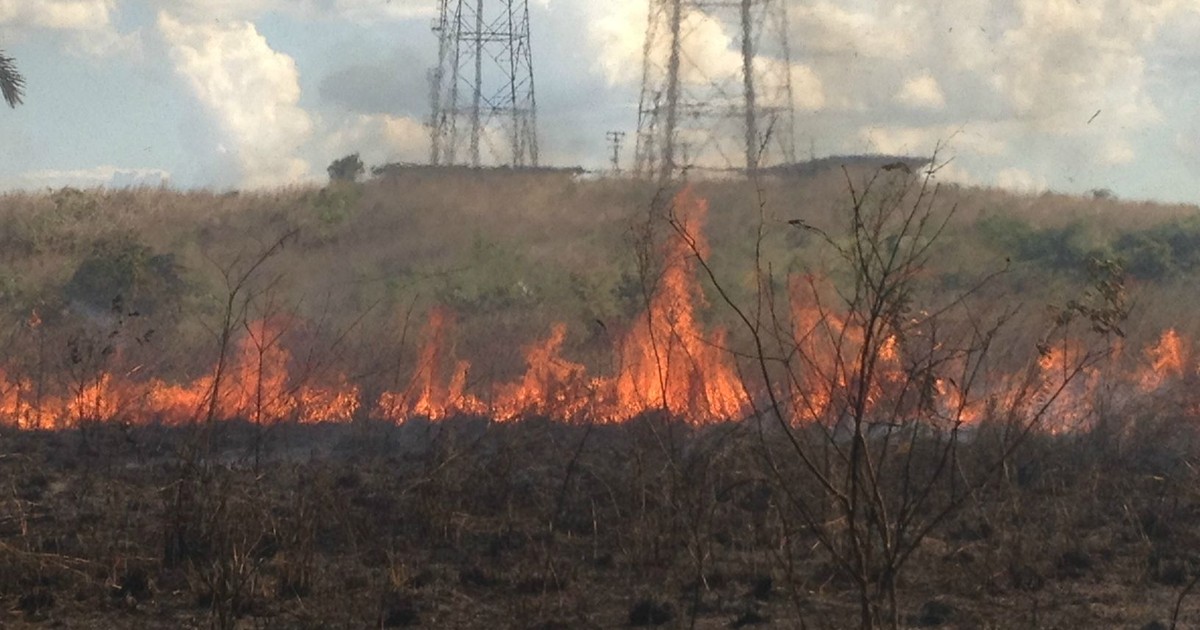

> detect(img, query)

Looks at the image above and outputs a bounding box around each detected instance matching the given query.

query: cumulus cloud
[788,1,1174,127]
[790,64,826,112]
[331,0,438,22]
[790,2,920,60]
[1100,139,1136,166]
[154,0,281,21]
[860,124,1008,158]
[0,0,112,29]
[155,0,437,22]
[0,0,132,56]
[320,113,428,168]
[987,0,1169,132]
[587,0,781,88]
[158,11,314,188]
[896,72,945,110]
[586,0,645,85]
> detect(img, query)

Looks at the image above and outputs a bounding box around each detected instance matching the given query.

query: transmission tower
[634,0,795,179]
[606,131,626,173]
[429,0,539,168]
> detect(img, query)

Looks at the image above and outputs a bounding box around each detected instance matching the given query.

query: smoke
[157,11,314,189]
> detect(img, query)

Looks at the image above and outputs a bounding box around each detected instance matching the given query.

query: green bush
[312,184,362,226]
[1108,216,1200,280]
[64,235,185,316]
[976,214,1105,272]
[436,237,541,313]
[1114,232,1176,280]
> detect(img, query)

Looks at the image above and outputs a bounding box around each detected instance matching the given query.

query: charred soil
[0,418,1196,629]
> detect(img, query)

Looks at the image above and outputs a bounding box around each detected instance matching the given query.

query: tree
[327,153,364,183]
[671,155,1125,628]
[0,50,24,108]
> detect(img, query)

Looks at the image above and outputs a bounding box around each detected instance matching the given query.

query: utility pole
[635,0,795,179]
[606,131,626,174]
[429,0,539,167]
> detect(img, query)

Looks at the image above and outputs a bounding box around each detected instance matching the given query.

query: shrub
[976,214,1105,272]
[64,234,185,316]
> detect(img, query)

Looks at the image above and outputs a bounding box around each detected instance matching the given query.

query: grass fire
[3,167,1200,628]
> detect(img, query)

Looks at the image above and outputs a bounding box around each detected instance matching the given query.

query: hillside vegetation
[0,166,1195,388]
[5,167,1200,628]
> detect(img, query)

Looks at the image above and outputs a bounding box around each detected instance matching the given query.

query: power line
[429,0,539,167]
[606,131,626,173]
[635,0,796,180]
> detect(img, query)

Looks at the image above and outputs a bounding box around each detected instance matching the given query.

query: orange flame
[0,188,1194,436]
[495,323,590,421]
[602,187,746,423]
[376,309,483,421]
[1137,328,1187,392]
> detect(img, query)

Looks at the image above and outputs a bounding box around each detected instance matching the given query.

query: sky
[0,0,1198,203]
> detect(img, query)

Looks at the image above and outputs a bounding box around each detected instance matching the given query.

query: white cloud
[332,0,438,22]
[790,63,826,112]
[154,0,281,21]
[987,0,1175,132]
[587,0,769,87]
[860,124,1008,158]
[0,0,112,30]
[320,113,428,168]
[1101,139,1136,166]
[896,72,945,110]
[155,0,437,22]
[585,0,647,85]
[790,2,920,60]
[11,165,170,189]
[0,0,132,56]
[158,12,314,189]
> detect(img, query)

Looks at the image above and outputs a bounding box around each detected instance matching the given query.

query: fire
[1032,341,1099,433]
[1137,328,1187,392]
[0,187,1193,434]
[376,187,748,425]
[788,279,845,422]
[785,276,912,425]
[375,309,483,421]
[603,188,746,422]
[495,323,590,421]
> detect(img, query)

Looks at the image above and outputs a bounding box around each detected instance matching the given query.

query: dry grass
[0,168,1198,627]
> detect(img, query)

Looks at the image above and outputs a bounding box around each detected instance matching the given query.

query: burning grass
[2,170,1200,626]
[0,185,1188,437]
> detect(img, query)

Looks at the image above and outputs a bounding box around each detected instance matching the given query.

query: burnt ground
[1,416,1198,629]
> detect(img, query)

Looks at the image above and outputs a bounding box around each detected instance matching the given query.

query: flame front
[0,188,1192,433]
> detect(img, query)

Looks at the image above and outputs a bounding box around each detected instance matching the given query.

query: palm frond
[0,50,25,108]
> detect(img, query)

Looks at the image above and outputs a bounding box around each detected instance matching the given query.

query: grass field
[2,164,1200,627]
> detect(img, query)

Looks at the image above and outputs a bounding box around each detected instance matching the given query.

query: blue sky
[0,0,1198,203]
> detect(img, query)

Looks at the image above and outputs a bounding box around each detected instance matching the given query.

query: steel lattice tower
[429,0,539,167]
[635,0,795,179]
